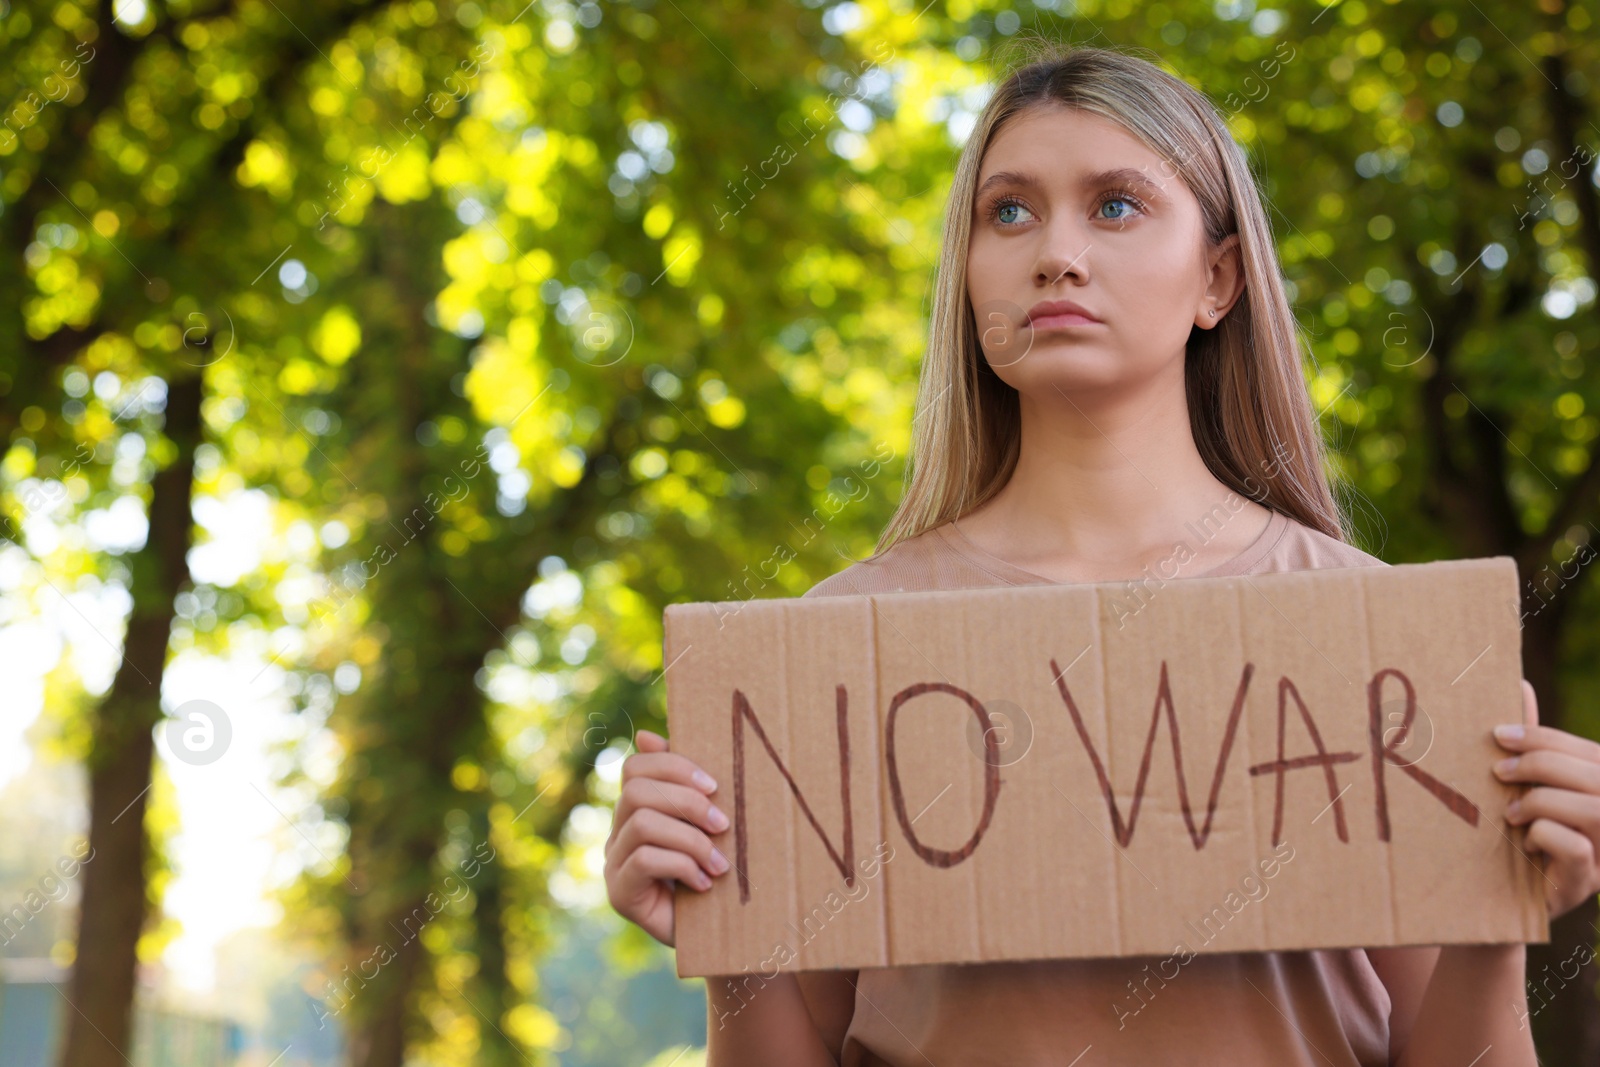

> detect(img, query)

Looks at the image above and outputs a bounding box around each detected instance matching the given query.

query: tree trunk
[347,894,430,1067]
[471,806,520,1067]
[56,373,203,1067]
[338,201,518,1067]
[1528,896,1600,1063]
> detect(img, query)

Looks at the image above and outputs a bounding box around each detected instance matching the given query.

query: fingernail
[696,870,712,890]
[707,805,729,832]
[1507,798,1522,819]
[693,770,718,793]
[709,847,730,874]
[1496,756,1519,774]
[1495,724,1524,741]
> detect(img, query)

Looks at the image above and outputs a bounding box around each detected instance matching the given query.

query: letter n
[732,687,855,904]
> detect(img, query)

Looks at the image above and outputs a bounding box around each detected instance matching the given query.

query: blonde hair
[874,42,1352,557]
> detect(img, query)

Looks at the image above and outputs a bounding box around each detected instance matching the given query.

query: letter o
[884,682,1003,867]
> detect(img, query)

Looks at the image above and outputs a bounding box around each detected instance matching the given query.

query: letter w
[732,687,855,904]
[1050,659,1254,849]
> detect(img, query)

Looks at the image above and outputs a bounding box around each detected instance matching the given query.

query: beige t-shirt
[801,508,1394,1067]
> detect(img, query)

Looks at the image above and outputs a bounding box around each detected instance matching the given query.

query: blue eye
[1098,193,1145,220]
[984,190,1146,227]
[986,196,1034,226]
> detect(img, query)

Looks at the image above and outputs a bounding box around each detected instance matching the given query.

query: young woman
[604,44,1600,1066]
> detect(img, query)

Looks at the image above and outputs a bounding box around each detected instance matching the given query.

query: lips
[1025,299,1102,327]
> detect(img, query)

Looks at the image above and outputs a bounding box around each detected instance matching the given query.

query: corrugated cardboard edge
[661,601,696,979]
[1474,558,1553,945]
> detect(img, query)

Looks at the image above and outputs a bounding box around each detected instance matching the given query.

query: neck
[958,362,1267,579]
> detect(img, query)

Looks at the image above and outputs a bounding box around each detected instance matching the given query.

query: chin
[989,350,1127,395]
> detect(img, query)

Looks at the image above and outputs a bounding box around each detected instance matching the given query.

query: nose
[1033,223,1091,287]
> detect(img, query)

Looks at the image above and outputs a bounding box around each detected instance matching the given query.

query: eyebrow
[973,166,1170,203]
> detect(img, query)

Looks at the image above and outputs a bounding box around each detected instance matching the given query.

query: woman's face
[965,103,1239,398]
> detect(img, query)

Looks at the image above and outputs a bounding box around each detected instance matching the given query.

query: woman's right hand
[603,727,733,946]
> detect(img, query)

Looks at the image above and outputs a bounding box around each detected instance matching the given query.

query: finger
[611,807,729,879]
[617,775,729,838]
[612,759,720,846]
[609,741,663,849]
[1505,787,1600,844]
[619,843,715,893]
[620,749,718,795]
[1493,722,1600,764]
[1524,817,1595,915]
[1494,747,1600,794]
[1488,679,1542,750]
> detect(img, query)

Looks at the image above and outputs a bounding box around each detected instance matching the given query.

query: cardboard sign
[662,557,1549,978]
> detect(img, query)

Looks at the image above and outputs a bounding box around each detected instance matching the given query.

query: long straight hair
[874,43,1351,556]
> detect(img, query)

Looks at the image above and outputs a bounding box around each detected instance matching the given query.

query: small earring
[1208,309,1217,317]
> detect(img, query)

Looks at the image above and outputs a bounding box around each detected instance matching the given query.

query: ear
[1196,232,1246,330]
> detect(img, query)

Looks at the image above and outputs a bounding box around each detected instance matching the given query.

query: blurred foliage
[2,0,1599,1063]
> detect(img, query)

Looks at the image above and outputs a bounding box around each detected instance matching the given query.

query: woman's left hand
[1495,679,1600,920]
